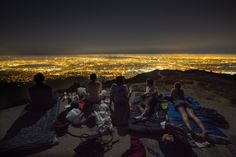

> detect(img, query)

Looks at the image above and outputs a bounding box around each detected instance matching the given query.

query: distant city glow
[0,54,236,83]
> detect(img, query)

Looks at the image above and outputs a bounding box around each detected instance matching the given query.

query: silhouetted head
[90,73,97,82]
[174,82,181,89]
[116,76,125,85]
[34,73,45,84]
[146,79,154,87]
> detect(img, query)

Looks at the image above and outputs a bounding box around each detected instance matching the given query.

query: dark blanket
[0,100,60,156]
[128,92,164,136]
[128,112,163,135]
[200,107,229,129]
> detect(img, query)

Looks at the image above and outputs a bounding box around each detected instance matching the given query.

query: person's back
[28,73,53,112]
[87,81,101,103]
[171,88,185,100]
[111,83,128,104]
[110,76,129,126]
[29,83,52,106]
[87,73,101,104]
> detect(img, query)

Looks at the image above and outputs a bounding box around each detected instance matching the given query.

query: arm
[151,87,158,95]
[143,86,149,96]
[86,84,89,95]
[110,85,114,106]
[29,88,33,104]
[170,89,174,101]
[182,89,185,99]
[124,85,129,98]
[144,86,157,96]
[110,93,114,105]
[109,86,114,113]
[99,82,102,93]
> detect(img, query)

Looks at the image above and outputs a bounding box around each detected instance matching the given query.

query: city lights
[0,54,235,83]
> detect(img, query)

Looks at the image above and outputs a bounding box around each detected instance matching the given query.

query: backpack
[52,109,70,137]
[74,134,117,157]
[86,115,96,128]
[66,108,81,122]
[159,138,197,157]
[121,136,146,157]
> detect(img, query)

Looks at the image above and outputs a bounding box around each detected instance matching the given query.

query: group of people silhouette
[3,72,207,141]
[68,73,207,139]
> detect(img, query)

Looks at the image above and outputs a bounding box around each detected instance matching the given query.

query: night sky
[0,0,235,54]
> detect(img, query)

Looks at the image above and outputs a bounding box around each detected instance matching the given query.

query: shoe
[141,116,148,120]
[53,136,59,145]
[189,131,205,142]
[134,115,143,120]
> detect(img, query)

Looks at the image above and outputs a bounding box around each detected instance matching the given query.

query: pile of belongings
[54,89,113,136]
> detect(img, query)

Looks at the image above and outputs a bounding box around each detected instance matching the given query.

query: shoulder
[41,83,51,89]
[123,84,128,90]
[111,83,117,86]
[171,88,176,93]
[96,81,101,85]
[29,84,51,91]
[111,83,117,89]
[41,84,52,92]
[123,85,129,93]
[111,83,117,94]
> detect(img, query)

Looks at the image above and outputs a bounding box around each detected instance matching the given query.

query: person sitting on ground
[86,73,102,104]
[171,82,207,138]
[135,79,158,120]
[110,76,129,126]
[2,73,53,141]
[26,73,53,112]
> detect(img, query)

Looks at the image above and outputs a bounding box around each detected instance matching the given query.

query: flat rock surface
[1,99,236,157]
